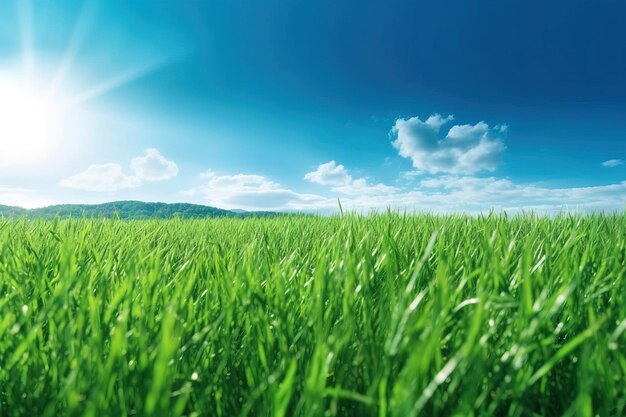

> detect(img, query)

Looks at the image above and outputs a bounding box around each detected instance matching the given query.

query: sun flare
[0,77,63,166]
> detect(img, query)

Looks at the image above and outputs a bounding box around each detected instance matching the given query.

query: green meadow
[1,213,625,416]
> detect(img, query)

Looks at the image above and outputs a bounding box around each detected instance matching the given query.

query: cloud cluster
[59,163,141,192]
[304,161,352,186]
[410,176,626,213]
[59,148,177,192]
[187,170,626,214]
[43,113,626,214]
[390,114,505,174]
[304,161,396,195]
[184,170,327,211]
[131,148,179,180]
[183,130,626,213]
[301,176,626,214]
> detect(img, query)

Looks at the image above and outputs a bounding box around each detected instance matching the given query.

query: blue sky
[0,0,625,212]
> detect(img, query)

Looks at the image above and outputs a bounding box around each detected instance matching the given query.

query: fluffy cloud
[414,176,626,213]
[305,161,396,196]
[299,161,626,213]
[131,148,179,180]
[390,114,505,174]
[332,179,397,196]
[602,159,623,168]
[184,170,329,210]
[304,161,352,186]
[59,149,177,192]
[296,157,626,213]
[323,176,626,214]
[59,163,141,192]
[399,171,423,181]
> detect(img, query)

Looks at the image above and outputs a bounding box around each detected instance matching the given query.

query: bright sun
[0,78,63,166]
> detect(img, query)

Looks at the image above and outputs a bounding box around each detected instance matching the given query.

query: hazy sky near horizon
[0,0,625,212]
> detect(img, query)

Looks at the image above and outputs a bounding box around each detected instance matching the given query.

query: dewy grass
[0,213,625,416]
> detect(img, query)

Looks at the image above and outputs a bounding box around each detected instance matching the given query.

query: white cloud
[325,176,626,214]
[305,161,396,196]
[298,162,626,213]
[304,159,614,213]
[332,178,397,196]
[185,170,329,210]
[419,176,626,213]
[59,163,141,192]
[390,114,505,174]
[59,148,177,192]
[602,159,623,168]
[131,148,178,180]
[304,161,352,186]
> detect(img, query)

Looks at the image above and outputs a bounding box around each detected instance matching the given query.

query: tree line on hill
[0,201,281,220]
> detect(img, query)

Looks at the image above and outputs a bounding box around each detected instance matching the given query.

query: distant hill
[0,201,280,220]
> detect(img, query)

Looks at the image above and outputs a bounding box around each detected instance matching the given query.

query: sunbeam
[48,0,98,99]
[63,55,177,108]
[15,0,35,81]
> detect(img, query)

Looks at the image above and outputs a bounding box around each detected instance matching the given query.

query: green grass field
[1,213,625,416]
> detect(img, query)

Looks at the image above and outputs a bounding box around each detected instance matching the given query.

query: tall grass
[0,213,625,416]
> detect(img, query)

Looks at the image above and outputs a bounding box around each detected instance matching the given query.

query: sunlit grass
[1,213,625,416]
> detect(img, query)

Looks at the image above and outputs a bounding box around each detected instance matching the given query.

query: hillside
[0,201,278,219]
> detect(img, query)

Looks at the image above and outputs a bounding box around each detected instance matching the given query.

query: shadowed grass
[0,212,625,416]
